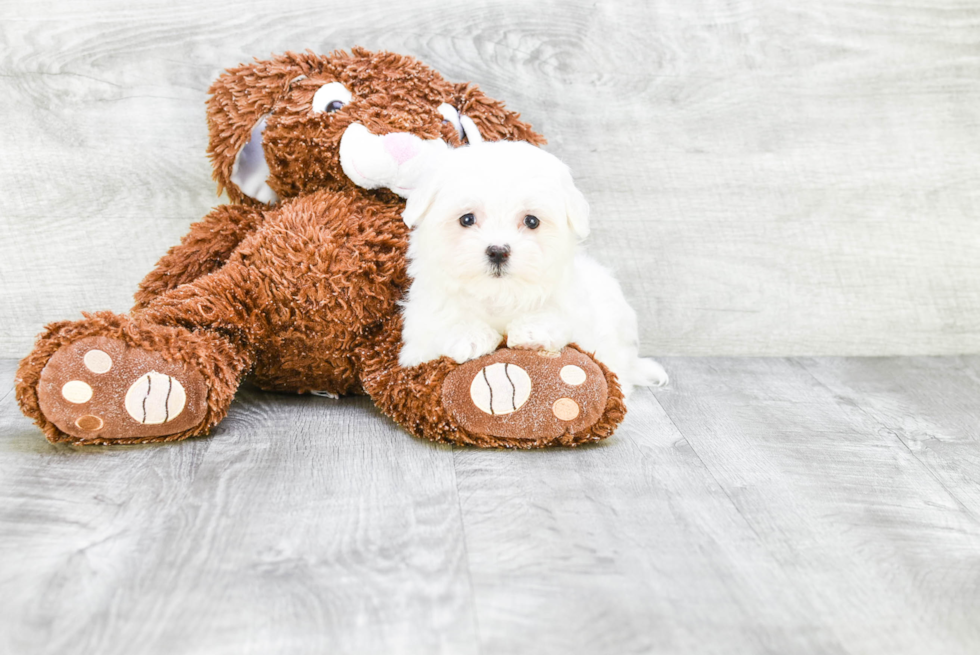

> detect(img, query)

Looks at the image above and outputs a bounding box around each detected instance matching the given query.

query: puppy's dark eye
[325,100,345,112]
[523,215,540,229]
[459,213,476,227]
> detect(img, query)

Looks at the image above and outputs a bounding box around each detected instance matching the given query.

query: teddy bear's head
[207,48,545,205]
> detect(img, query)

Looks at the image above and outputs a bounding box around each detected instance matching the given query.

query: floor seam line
[645,385,785,569]
[0,384,14,407]
[450,444,483,655]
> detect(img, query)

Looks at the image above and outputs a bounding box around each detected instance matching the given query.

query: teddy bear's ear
[228,115,279,204]
[206,53,316,204]
[454,83,546,146]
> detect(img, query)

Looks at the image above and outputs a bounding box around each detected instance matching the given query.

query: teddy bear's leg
[359,318,626,448]
[132,204,265,309]
[16,309,250,445]
[19,262,259,446]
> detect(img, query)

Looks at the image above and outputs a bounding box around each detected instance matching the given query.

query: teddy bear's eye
[459,213,476,227]
[523,215,540,229]
[312,82,353,114]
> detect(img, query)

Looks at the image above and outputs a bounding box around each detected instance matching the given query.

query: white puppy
[398,140,668,397]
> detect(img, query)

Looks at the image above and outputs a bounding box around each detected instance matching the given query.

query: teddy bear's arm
[132,204,265,309]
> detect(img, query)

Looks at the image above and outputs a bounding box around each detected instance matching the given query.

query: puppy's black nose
[486,245,511,265]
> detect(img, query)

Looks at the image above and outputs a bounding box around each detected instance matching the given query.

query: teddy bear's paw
[36,336,208,443]
[441,346,611,446]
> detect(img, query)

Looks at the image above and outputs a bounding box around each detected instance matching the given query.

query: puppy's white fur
[399,141,667,397]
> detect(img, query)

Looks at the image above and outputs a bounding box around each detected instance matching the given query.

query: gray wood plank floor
[3,357,979,655]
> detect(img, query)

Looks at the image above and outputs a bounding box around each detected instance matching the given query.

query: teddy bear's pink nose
[382,133,422,165]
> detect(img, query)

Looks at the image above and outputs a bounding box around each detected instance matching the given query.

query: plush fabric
[15,48,625,448]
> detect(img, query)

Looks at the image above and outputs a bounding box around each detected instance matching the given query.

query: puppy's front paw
[506,320,568,353]
[398,342,430,368]
[444,324,503,364]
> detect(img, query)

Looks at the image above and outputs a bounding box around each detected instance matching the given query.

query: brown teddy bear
[15,48,626,449]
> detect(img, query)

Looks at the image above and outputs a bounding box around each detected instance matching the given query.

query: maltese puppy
[398,140,668,397]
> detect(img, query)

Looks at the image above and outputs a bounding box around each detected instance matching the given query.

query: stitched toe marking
[552,397,580,421]
[75,415,103,431]
[560,365,586,386]
[83,349,113,373]
[61,380,93,404]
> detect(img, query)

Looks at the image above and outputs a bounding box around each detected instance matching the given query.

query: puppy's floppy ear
[402,170,439,228]
[402,148,452,228]
[561,164,590,241]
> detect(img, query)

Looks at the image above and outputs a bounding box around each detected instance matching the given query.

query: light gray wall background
[1,0,978,358]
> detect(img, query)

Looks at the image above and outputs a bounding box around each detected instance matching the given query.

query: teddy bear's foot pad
[442,347,608,442]
[37,336,208,442]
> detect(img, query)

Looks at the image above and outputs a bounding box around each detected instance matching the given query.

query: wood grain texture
[651,356,980,655]
[5,355,980,654]
[2,0,979,357]
[796,355,980,520]
[0,360,477,655]
[451,390,845,655]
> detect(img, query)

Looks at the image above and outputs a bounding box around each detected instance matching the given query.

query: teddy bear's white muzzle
[340,123,450,198]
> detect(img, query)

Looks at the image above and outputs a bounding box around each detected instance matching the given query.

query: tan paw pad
[443,346,610,443]
[38,336,208,442]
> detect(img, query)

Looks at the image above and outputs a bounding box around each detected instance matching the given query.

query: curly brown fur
[18,48,625,448]
[134,204,266,308]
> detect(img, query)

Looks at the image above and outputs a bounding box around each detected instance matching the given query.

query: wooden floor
[2,357,979,655]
